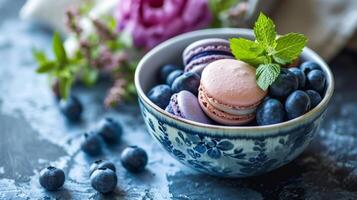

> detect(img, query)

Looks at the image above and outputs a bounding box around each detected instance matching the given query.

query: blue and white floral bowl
[134,28,334,177]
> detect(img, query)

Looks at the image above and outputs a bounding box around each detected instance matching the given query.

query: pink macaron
[198,59,267,125]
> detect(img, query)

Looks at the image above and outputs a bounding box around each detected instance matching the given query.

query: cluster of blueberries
[256,61,326,125]
[148,61,326,126]
[148,65,200,109]
[42,93,148,194]
[39,146,147,194]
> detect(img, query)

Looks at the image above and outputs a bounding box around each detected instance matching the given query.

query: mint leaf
[36,61,56,73]
[254,13,276,48]
[230,38,267,66]
[32,49,48,64]
[256,63,280,90]
[53,32,67,65]
[272,33,307,65]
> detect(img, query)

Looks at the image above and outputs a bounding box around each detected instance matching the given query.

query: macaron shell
[169,91,211,124]
[200,59,267,107]
[168,93,184,118]
[183,38,231,64]
[185,54,235,74]
[198,87,255,125]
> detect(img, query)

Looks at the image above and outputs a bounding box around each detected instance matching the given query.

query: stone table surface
[1,1,357,200]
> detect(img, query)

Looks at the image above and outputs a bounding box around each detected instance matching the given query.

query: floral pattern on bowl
[139,99,325,177]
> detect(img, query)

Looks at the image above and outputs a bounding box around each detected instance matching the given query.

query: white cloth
[20,0,82,34]
[19,0,117,35]
[270,0,357,60]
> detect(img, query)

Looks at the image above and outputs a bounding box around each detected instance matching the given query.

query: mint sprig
[230,12,307,90]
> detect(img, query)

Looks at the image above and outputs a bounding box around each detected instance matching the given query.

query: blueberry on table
[171,72,201,96]
[81,132,102,156]
[120,146,148,173]
[288,67,306,89]
[306,70,326,94]
[269,69,298,99]
[160,64,180,82]
[306,90,322,108]
[166,69,183,86]
[256,98,286,125]
[147,84,172,109]
[89,160,116,176]
[97,117,122,144]
[300,61,322,74]
[285,90,311,120]
[90,167,117,194]
[39,166,65,191]
[59,95,83,122]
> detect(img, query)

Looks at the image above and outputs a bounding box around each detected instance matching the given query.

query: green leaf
[272,33,307,65]
[58,76,73,100]
[36,61,56,73]
[254,13,277,48]
[32,49,48,64]
[82,69,98,86]
[256,63,281,90]
[53,32,67,65]
[229,38,266,66]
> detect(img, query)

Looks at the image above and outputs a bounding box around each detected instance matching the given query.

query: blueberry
[59,95,83,122]
[171,72,200,96]
[269,69,298,99]
[306,70,326,94]
[285,90,311,120]
[288,67,306,89]
[147,84,172,109]
[89,160,116,176]
[90,167,117,194]
[39,166,65,191]
[97,117,122,144]
[256,98,286,125]
[306,90,322,108]
[166,70,183,86]
[81,132,102,156]
[120,146,148,173]
[300,61,321,74]
[160,64,180,82]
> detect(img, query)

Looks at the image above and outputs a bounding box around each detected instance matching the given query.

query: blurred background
[1,0,357,199]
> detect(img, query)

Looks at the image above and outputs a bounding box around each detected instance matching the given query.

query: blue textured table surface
[1,1,357,199]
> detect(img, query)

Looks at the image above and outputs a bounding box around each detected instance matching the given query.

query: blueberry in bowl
[135,28,334,177]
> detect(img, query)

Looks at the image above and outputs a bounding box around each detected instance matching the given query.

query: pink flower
[116,0,212,50]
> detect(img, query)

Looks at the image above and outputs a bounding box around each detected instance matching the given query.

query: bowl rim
[135,28,335,132]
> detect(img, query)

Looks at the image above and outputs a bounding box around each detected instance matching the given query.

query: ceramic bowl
[134,28,334,177]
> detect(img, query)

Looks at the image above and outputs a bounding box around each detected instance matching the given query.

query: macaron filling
[198,88,255,125]
[200,86,258,116]
[185,54,235,73]
[183,40,231,64]
[185,50,234,66]
[206,95,258,115]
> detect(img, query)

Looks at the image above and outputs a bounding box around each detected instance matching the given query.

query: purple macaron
[182,38,234,74]
[165,90,211,124]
